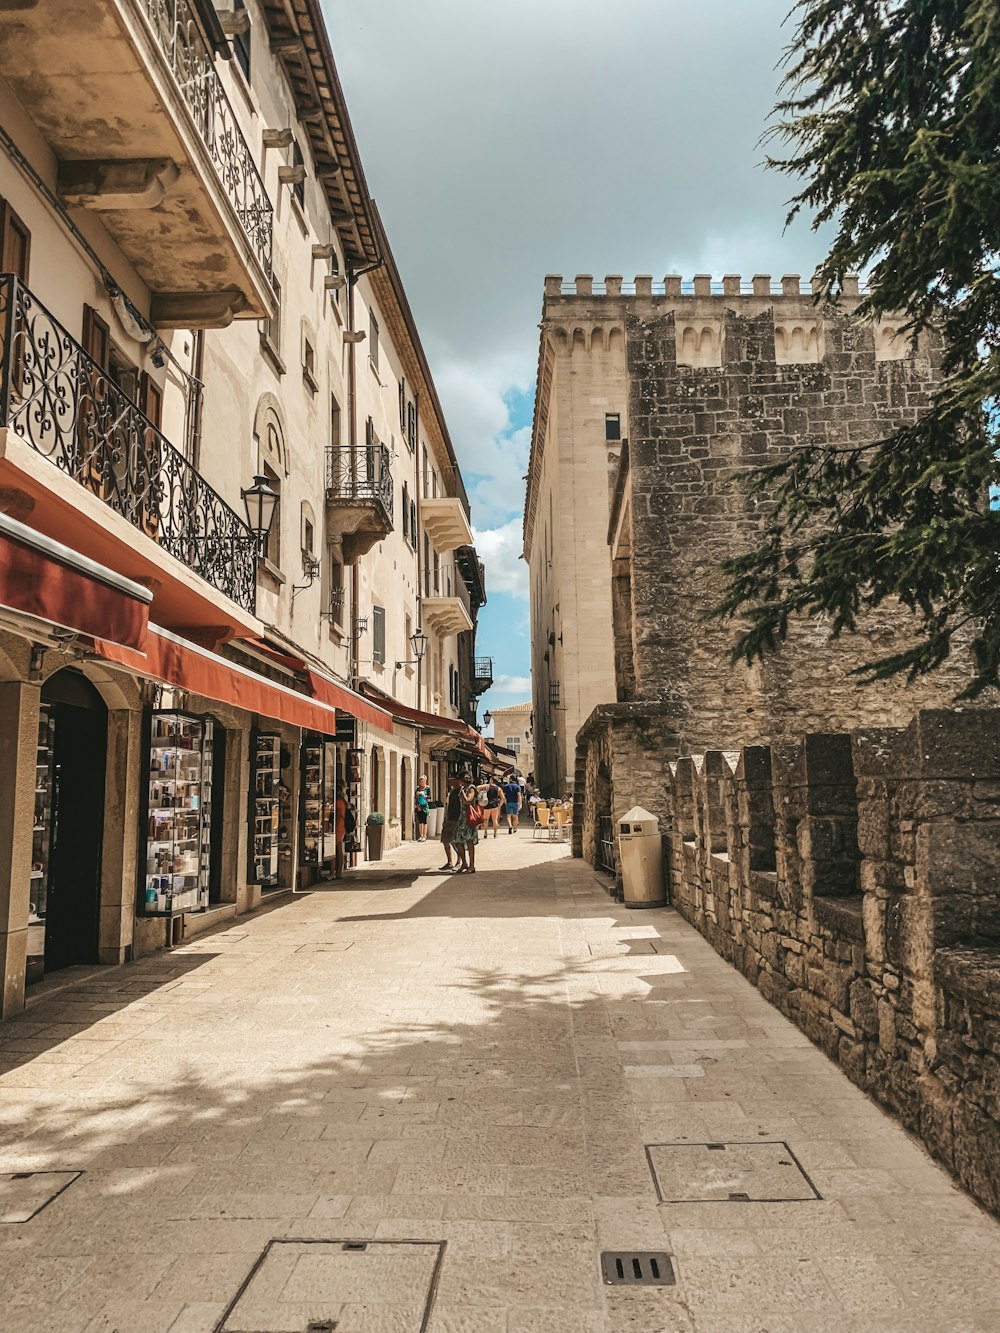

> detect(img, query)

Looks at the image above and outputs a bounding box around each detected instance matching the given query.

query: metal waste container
[617,806,666,908]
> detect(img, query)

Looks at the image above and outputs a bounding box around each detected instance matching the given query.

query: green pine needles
[716,0,1000,696]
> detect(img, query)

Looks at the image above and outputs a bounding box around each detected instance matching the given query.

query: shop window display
[301,735,336,869]
[27,706,55,983]
[250,732,280,886]
[143,711,213,914]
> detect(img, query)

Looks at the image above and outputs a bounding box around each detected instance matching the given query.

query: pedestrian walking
[334,781,352,880]
[415,774,430,842]
[503,772,522,833]
[483,775,503,838]
[453,775,482,872]
[439,773,464,870]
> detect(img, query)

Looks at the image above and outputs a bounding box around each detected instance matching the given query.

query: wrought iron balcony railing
[472,656,494,691]
[0,275,257,612]
[325,443,394,524]
[141,0,272,274]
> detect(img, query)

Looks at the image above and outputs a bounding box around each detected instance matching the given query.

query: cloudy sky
[325,0,828,719]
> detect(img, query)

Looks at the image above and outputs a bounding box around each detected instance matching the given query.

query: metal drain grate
[0,1170,82,1223]
[646,1140,821,1203]
[215,1238,445,1333]
[601,1251,676,1286]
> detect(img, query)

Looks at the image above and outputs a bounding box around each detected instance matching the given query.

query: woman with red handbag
[453,774,483,873]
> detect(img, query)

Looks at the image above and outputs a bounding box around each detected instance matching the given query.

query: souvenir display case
[27,705,55,981]
[143,711,213,914]
[301,736,336,867]
[250,732,280,886]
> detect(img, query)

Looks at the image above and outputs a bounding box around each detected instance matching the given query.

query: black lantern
[395,626,429,671]
[241,474,279,553]
[483,709,492,726]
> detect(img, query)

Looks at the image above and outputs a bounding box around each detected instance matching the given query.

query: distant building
[488,702,535,780]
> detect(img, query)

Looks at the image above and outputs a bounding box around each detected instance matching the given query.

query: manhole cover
[215,1239,445,1333]
[645,1141,820,1203]
[601,1251,675,1286]
[0,1170,82,1222]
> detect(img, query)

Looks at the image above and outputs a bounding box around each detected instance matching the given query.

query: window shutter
[409,498,417,547]
[372,605,386,664]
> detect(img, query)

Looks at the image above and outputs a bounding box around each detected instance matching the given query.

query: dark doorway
[41,670,106,972]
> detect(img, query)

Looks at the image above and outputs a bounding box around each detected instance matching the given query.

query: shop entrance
[36,670,107,976]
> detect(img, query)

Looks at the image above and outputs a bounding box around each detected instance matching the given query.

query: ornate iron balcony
[0,275,257,612]
[472,656,494,692]
[325,443,393,523]
[141,0,273,274]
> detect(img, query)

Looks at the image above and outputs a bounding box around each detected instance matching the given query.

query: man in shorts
[503,772,522,834]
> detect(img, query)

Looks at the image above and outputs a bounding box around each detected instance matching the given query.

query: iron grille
[549,680,561,706]
[472,656,493,691]
[598,815,616,875]
[140,0,273,274]
[325,444,394,525]
[0,275,257,612]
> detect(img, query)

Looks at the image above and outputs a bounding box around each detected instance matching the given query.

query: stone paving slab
[0,832,999,1331]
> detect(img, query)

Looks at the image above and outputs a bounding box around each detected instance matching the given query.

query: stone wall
[619,297,970,749]
[644,708,1000,1216]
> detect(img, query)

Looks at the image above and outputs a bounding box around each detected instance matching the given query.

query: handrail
[140,0,272,275]
[0,274,257,613]
[325,443,394,524]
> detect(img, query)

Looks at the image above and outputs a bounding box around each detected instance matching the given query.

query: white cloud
[473,518,528,598]
[491,675,532,697]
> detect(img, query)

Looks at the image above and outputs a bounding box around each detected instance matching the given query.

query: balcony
[0,275,258,630]
[421,562,474,637]
[420,494,474,552]
[325,443,393,563]
[0,0,274,326]
[471,656,494,694]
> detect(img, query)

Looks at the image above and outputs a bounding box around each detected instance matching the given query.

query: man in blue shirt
[502,773,522,834]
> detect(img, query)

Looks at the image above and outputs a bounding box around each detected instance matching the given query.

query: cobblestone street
[2,834,999,1332]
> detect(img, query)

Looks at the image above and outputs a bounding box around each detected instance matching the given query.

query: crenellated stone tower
[525,271,971,794]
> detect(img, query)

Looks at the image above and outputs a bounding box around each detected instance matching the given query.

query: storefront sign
[429,749,449,761]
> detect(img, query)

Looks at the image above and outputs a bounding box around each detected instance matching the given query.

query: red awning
[0,514,150,650]
[94,625,340,733]
[307,669,394,733]
[362,689,486,754]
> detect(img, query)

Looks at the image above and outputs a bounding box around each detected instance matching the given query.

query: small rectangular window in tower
[302,336,317,393]
[605,413,621,442]
[232,0,251,80]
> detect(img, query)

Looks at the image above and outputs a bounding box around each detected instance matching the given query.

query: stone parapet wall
[578,705,1000,1215]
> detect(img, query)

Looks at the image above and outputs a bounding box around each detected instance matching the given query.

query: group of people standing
[413,771,526,874]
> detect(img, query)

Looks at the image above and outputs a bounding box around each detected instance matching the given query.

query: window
[328,248,341,308]
[507,736,521,755]
[404,612,413,671]
[423,533,430,596]
[406,401,416,451]
[302,335,317,392]
[605,412,621,442]
[421,446,429,497]
[372,604,386,665]
[263,461,281,568]
[448,664,455,707]
[433,550,440,595]
[303,515,314,558]
[0,196,30,283]
[409,497,417,548]
[232,0,251,79]
[369,309,379,371]
[402,482,409,540]
[399,377,406,430]
[261,274,282,365]
[330,394,341,448]
[292,141,305,209]
[329,553,345,627]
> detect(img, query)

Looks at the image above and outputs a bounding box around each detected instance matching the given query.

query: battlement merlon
[542,272,864,309]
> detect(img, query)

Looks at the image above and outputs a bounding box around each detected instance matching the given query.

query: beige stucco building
[0,0,487,1017]
[487,701,535,779]
[523,274,626,794]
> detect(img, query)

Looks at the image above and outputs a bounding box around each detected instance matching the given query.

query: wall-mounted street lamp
[395,627,429,670]
[291,552,322,602]
[483,709,492,727]
[241,474,279,555]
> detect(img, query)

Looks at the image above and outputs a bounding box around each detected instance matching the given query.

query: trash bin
[617,806,666,908]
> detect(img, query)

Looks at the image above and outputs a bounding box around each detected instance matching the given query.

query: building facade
[0,0,483,1017]
[487,701,535,781]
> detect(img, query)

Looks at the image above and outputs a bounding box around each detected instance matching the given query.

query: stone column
[98,707,144,965]
[0,680,40,1017]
